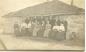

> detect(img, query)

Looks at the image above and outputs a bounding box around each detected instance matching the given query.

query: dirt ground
[0,33,84,50]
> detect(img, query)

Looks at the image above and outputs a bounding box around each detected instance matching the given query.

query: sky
[0,0,85,16]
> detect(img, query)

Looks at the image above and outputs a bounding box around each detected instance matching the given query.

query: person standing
[59,23,65,40]
[14,22,20,35]
[49,18,55,29]
[62,20,68,40]
[32,20,40,37]
[20,21,27,35]
[44,21,51,38]
[51,23,59,40]
[25,18,30,24]
[37,21,45,37]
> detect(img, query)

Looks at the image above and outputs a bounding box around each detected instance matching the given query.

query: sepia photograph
[0,0,85,51]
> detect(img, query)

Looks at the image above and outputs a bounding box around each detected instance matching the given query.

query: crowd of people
[14,17,68,40]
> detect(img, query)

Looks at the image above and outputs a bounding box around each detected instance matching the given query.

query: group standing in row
[14,17,68,40]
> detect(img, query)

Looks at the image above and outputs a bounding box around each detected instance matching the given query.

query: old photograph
[0,0,85,51]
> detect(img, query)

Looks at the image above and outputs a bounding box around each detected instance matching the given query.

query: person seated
[59,23,65,32]
[58,23,65,40]
[52,23,59,32]
[50,23,59,39]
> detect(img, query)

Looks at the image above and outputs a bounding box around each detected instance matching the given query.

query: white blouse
[59,25,65,31]
[53,26,60,31]
[53,25,65,32]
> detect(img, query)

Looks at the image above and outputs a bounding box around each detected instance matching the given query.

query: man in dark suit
[62,19,68,40]
[25,18,30,24]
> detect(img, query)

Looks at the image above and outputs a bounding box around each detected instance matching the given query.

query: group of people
[14,17,68,40]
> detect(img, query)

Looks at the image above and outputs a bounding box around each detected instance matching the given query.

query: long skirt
[21,28,26,35]
[48,30,57,39]
[33,28,39,37]
[44,29,51,38]
[14,28,20,35]
[55,31,65,41]
[25,28,32,36]
[37,29,45,37]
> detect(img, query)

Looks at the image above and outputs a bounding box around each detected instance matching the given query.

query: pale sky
[0,0,85,16]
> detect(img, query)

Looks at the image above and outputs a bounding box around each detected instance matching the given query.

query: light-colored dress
[32,23,40,36]
[27,22,31,28]
[44,24,51,37]
[59,25,65,40]
[21,22,27,29]
[37,24,44,37]
[20,22,27,32]
[52,25,60,31]
[59,25,65,32]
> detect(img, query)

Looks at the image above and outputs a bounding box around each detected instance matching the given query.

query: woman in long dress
[20,22,27,35]
[58,23,65,40]
[32,20,40,37]
[44,21,51,38]
[27,21,32,36]
[37,21,45,37]
[14,22,20,35]
[52,23,60,40]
